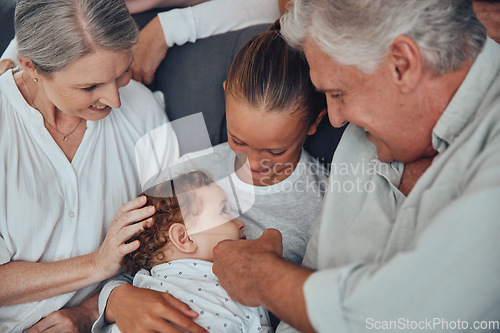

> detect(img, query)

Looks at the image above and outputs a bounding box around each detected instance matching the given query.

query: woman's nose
[100,82,121,108]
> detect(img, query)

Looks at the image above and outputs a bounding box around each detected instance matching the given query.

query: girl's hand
[107,284,207,333]
[92,196,155,279]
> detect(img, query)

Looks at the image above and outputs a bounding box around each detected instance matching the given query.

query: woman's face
[226,94,313,186]
[37,48,133,121]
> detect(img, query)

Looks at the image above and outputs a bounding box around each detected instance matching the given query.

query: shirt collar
[432,38,500,153]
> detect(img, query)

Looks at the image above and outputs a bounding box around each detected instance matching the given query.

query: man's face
[303,38,436,163]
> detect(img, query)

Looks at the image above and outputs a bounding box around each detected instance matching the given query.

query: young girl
[97,21,329,330]
[107,171,272,333]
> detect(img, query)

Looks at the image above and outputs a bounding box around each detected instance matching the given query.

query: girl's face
[186,183,246,261]
[32,48,133,121]
[226,94,316,186]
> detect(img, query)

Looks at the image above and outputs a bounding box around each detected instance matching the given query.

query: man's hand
[131,16,169,85]
[213,229,315,332]
[212,229,283,306]
[107,284,206,333]
[27,293,99,333]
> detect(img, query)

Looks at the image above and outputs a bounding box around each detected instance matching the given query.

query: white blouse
[0,71,179,332]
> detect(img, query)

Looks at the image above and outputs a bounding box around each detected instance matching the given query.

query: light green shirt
[280,39,500,332]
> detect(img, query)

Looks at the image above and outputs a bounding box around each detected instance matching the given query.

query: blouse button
[68,211,76,218]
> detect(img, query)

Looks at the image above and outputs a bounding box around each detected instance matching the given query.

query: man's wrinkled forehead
[303,38,349,93]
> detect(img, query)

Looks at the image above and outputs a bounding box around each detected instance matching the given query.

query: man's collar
[432,38,500,153]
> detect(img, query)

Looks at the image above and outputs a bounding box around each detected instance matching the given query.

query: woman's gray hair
[281,0,487,75]
[15,0,139,75]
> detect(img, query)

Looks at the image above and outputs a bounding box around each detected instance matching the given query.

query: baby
[115,170,273,333]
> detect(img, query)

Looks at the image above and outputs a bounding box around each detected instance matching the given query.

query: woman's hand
[27,293,99,332]
[28,309,89,333]
[92,196,155,280]
[107,284,207,333]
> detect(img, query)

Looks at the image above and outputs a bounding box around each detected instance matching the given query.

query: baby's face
[184,184,246,261]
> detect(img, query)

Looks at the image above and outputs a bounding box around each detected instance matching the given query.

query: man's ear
[18,57,39,81]
[223,80,226,91]
[307,108,327,136]
[168,223,197,254]
[388,35,423,94]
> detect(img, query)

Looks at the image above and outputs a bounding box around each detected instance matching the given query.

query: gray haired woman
[0,0,180,331]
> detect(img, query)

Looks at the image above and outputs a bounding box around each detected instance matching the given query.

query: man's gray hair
[281,0,487,75]
[15,0,139,75]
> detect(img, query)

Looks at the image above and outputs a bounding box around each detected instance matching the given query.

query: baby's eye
[220,204,230,215]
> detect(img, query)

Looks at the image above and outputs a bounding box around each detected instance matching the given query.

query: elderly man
[212,0,500,332]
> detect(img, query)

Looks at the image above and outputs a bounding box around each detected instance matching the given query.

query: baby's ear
[168,223,197,254]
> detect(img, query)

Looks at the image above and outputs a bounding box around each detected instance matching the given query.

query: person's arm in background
[278,0,290,14]
[131,0,280,84]
[0,38,17,74]
[126,0,209,15]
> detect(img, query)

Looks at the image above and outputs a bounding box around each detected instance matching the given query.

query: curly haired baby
[113,170,273,333]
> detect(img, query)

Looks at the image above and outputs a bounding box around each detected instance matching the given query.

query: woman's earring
[33,78,38,83]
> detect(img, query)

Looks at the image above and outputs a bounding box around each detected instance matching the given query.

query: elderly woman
[0,0,179,331]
